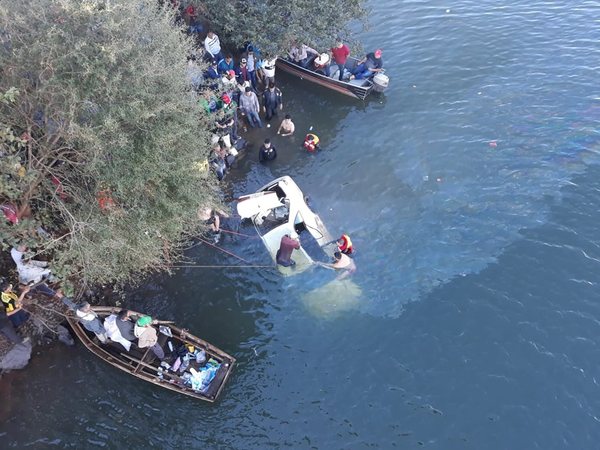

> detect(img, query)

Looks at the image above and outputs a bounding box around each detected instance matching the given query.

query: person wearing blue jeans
[246,50,258,89]
[239,87,263,128]
[350,49,384,80]
[247,110,262,128]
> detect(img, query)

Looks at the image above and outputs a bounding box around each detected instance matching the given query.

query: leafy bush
[0,0,219,288]
[199,0,369,55]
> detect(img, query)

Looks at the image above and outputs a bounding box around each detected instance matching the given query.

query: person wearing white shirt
[10,246,53,285]
[261,56,278,86]
[204,31,223,63]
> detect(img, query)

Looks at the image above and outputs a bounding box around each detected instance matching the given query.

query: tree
[0,0,219,289]
[199,0,369,55]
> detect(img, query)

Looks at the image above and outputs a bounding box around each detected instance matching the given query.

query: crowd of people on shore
[0,6,368,352]
[0,245,167,354]
[186,27,287,181]
[143,8,369,277]
[179,3,383,182]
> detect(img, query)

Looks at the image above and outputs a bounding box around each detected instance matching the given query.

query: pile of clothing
[184,359,221,392]
[162,343,221,393]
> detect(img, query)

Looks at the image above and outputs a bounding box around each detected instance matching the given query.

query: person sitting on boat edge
[62,299,108,343]
[134,315,165,360]
[337,233,354,255]
[277,114,295,136]
[1,280,30,328]
[258,138,277,162]
[289,42,319,68]
[349,49,383,80]
[317,251,357,279]
[303,134,320,153]
[276,234,300,267]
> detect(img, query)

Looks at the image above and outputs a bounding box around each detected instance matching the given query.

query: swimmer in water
[316,251,356,279]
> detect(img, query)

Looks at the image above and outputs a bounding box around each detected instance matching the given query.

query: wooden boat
[276,55,388,100]
[67,306,235,402]
[237,176,336,276]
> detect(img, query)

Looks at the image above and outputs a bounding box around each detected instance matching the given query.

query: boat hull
[276,57,372,100]
[67,306,235,402]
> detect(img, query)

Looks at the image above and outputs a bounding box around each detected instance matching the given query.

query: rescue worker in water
[303,134,320,153]
[337,234,353,255]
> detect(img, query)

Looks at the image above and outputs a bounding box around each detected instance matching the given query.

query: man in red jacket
[276,234,300,267]
[330,40,350,81]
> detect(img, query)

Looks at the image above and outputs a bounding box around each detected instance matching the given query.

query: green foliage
[199,0,369,55]
[0,0,219,287]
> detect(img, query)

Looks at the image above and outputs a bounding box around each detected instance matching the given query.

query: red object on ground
[97,190,116,211]
[1,203,19,224]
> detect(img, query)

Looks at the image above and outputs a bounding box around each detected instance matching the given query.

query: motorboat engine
[372,73,389,93]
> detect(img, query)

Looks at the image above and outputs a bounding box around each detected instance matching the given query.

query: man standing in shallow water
[258,138,277,162]
[277,114,295,137]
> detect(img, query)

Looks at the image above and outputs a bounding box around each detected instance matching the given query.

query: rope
[19,306,60,335]
[219,228,260,238]
[197,237,253,264]
[172,264,274,268]
[24,301,69,318]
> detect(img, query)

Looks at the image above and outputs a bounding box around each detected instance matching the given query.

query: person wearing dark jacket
[262,83,283,121]
[258,138,277,162]
[116,310,136,341]
[205,60,219,79]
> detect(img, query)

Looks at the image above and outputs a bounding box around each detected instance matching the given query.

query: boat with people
[67,306,235,402]
[237,176,337,275]
[276,53,389,100]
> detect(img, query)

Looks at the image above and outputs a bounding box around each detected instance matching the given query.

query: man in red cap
[349,49,384,80]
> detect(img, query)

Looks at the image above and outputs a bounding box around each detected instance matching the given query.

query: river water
[2,0,600,448]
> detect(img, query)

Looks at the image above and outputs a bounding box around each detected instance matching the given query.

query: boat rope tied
[171,264,274,269]
[197,237,253,264]
[218,228,260,238]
